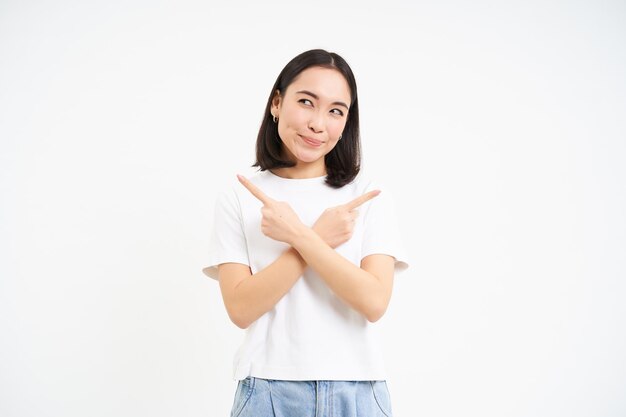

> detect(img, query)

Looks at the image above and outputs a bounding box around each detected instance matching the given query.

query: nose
[308,111,324,133]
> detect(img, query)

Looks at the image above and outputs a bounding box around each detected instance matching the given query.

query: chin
[294,150,326,163]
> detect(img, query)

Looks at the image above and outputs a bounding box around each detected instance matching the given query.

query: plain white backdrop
[1,1,625,416]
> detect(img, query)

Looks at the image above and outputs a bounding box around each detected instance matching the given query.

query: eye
[330,108,345,117]
[298,99,313,106]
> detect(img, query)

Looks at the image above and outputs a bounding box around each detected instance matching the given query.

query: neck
[271,162,326,179]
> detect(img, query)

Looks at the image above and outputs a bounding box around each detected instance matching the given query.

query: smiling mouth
[300,135,324,147]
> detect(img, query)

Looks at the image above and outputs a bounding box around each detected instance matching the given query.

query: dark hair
[253,49,360,188]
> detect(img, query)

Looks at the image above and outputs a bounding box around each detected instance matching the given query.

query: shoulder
[245,170,274,188]
[213,169,267,197]
[350,169,392,197]
[350,170,401,220]
[212,169,259,209]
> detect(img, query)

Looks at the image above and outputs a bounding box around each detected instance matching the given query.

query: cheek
[277,125,291,147]
[328,119,347,138]
[282,107,308,127]
[276,112,297,138]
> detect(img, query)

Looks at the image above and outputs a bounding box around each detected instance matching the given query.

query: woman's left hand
[237,175,305,245]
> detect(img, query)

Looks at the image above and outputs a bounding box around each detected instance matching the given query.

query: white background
[1,1,625,416]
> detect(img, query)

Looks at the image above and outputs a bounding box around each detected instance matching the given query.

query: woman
[203,49,408,417]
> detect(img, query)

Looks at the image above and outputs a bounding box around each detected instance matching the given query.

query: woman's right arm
[217,200,357,329]
[217,247,306,329]
[218,175,362,329]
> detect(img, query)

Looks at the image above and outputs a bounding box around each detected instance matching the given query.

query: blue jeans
[230,377,393,417]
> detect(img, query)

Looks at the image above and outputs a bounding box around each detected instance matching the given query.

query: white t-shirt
[203,170,408,381]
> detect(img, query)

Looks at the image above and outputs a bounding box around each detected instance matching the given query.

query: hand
[237,175,305,245]
[312,189,381,248]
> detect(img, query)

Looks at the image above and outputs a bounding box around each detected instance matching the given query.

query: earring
[338,134,342,140]
[272,116,278,123]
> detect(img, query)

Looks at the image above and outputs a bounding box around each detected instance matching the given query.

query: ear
[271,90,282,116]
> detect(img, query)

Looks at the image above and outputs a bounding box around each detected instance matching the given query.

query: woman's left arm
[291,227,395,322]
[237,174,396,322]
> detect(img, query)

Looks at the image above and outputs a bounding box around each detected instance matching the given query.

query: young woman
[203,49,408,417]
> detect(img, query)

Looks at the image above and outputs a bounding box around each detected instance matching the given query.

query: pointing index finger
[237,174,273,205]
[344,189,381,211]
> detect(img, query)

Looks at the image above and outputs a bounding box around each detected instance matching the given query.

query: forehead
[285,67,351,104]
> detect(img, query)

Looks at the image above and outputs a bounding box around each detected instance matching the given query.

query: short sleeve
[202,188,250,280]
[360,188,409,273]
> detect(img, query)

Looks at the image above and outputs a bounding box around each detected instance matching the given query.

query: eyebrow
[296,90,350,110]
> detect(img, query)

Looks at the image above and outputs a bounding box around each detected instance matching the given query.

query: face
[271,66,351,173]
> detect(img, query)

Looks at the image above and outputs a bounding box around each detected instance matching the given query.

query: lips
[300,135,324,147]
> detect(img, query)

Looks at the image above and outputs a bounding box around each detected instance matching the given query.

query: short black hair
[253,49,360,188]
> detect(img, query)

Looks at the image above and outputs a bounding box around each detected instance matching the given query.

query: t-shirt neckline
[265,170,327,184]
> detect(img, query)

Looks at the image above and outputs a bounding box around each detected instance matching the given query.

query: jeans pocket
[231,377,255,417]
[370,381,393,417]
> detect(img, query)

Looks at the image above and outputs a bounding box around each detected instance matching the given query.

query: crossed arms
[217,175,395,329]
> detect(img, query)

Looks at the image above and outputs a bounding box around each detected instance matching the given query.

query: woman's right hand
[313,190,381,248]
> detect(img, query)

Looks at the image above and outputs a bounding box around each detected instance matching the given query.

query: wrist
[290,224,316,249]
